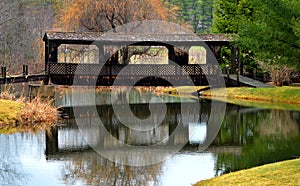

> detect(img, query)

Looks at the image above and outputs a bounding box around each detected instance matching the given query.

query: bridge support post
[45,126,59,157]
[230,46,236,74]
[236,46,240,86]
[45,42,59,74]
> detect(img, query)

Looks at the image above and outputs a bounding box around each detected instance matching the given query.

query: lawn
[194,158,300,186]
[201,86,300,111]
[0,99,23,125]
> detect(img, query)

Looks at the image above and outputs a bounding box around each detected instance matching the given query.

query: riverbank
[0,99,23,125]
[200,86,300,111]
[194,158,300,185]
[0,96,59,134]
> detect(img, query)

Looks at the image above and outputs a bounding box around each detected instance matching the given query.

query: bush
[20,96,59,125]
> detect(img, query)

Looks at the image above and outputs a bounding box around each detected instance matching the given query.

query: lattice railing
[48,63,219,76]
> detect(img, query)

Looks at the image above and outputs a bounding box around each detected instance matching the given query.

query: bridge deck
[224,74,273,88]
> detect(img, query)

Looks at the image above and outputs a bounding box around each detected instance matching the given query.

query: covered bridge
[43,32,233,86]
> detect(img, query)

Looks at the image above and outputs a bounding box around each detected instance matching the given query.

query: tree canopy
[239,0,300,69]
[213,0,300,70]
[54,0,178,32]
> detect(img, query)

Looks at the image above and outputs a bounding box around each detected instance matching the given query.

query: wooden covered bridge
[43,31,233,86]
[0,31,272,87]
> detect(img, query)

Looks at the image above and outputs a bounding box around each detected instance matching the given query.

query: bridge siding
[47,63,223,86]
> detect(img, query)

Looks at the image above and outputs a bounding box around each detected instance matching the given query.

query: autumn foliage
[55,0,179,32]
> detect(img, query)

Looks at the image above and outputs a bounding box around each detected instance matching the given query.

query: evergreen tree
[212,0,252,34]
[167,0,214,33]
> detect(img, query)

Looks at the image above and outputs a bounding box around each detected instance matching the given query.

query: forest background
[0,0,299,80]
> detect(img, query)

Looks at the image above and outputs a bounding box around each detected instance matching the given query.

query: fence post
[225,65,230,79]
[253,68,256,80]
[23,64,28,76]
[243,65,246,76]
[1,66,6,79]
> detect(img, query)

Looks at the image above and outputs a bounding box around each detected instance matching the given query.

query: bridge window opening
[58,44,99,64]
[120,46,168,64]
[189,46,206,64]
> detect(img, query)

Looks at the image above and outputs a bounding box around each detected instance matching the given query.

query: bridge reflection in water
[46,102,211,158]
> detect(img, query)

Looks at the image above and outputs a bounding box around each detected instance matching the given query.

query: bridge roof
[43,31,233,44]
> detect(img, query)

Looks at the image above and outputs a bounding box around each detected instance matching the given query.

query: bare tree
[257,60,295,86]
[0,0,55,74]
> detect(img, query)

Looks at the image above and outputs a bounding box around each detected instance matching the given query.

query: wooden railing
[48,62,222,86]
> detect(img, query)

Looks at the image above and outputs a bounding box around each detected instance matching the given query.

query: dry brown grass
[0,88,59,133]
[20,96,59,125]
[0,89,16,100]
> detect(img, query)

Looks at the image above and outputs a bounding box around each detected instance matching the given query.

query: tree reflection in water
[214,107,300,176]
[60,151,162,185]
[0,134,39,186]
[257,110,299,139]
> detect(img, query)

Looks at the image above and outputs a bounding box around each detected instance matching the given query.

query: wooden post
[225,65,230,79]
[231,46,236,75]
[236,46,241,86]
[1,66,6,79]
[243,65,246,76]
[22,64,28,76]
[45,41,59,74]
[45,126,59,157]
[253,68,256,80]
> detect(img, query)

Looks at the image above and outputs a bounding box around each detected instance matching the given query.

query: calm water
[1,89,300,186]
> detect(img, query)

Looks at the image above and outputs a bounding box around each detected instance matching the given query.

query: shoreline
[194,158,300,186]
[199,86,300,111]
[0,96,58,134]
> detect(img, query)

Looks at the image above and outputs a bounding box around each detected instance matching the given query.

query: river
[0,88,299,186]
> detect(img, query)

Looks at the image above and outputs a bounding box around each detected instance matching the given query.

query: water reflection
[49,102,210,167]
[214,107,300,176]
[0,99,300,185]
[0,134,29,186]
[55,88,196,107]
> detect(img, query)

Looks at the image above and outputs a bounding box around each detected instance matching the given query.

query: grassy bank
[201,86,300,111]
[0,95,59,134]
[0,99,23,125]
[194,158,300,186]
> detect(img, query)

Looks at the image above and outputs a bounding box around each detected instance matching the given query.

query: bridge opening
[58,44,99,64]
[127,46,168,65]
[189,46,206,65]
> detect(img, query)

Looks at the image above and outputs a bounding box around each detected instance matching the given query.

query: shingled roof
[43,31,233,44]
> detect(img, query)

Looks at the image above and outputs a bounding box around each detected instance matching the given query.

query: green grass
[161,86,209,97]
[0,99,23,125]
[194,158,300,186]
[201,86,300,111]
[0,97,59,134]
